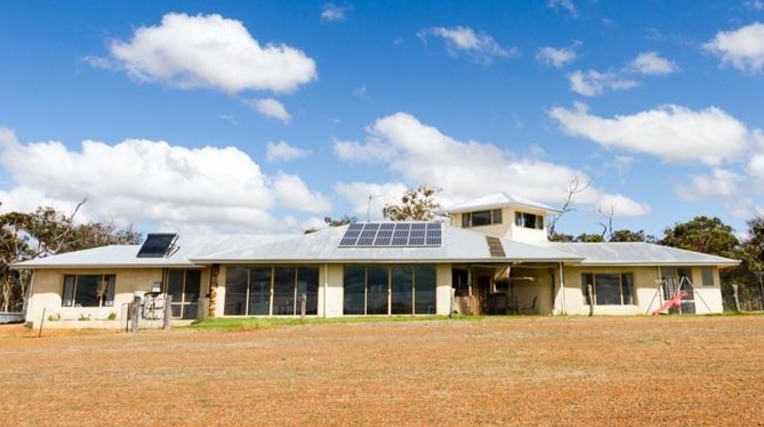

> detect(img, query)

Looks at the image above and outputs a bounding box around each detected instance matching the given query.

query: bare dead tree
[598,203,616,240]
[548,175,592,238]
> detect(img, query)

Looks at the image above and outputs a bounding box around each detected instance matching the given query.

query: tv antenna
[367,195,382,221]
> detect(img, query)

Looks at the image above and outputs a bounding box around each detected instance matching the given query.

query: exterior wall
[323,264,344,317]
[509,223,548,243]
[561,265,724,315]
[436,264,453,315]
[25,267,164,328]
[213,266,228,317]
[452,207,549,243]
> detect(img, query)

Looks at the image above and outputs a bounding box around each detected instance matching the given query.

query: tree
[574,233,605,243]
[548,232,574,242]
[740,214,764,310]
[743,214,764,267]
[548,175,591,239]
[382,185,441,221]
[0,202,141,312]
[659,216,740,259]
[304,215,358,234]
[609,229,655,242]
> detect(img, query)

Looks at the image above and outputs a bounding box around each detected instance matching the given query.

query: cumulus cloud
[677,168,743,200]
[536,46,577,68]
[333,181,408,220]
[272,173,332,212]
[266,141,309,162]
[548,103,752,165]
[704,22,764,73]
[630,52,680,75]
[244,98,291,122]
[596,194,651,217]
[568,70,638,96]
[417,26,517,64]
[333,113,647,217]
[333,137,396,163]
[102,13,317,93]
[0,128,329,232]
[321,3,350,22]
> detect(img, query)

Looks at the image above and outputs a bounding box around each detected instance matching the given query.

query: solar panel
[338,222,442,248]
[137,233,178,258]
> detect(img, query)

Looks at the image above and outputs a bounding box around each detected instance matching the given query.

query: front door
[167,269,201,319]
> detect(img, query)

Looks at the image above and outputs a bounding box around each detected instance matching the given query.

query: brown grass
[1,316,763,426]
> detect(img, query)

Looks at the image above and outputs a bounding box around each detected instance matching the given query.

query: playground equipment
[646,275,713,315]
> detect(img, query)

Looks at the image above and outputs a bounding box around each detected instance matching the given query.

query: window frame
[343,264,437,315]
[462,209,503,228]
[514,211,544,230]
[62,274,116,308]
[223,265,319,316]
[581,272,634,306]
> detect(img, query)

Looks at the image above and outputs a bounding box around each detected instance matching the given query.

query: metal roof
[439,192,561,214]
[12,225,739,269]
[194,224,583,264]
[542,242,740,267]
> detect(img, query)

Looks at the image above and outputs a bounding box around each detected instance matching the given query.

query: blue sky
[1,1,764,238]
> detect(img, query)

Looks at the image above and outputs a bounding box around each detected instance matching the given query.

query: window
[701,267,714,286]
[343,265,436,315]
[581,273,634,305]
[224,266,319,316]
[514,212,544,230]
[62,274,115,307]
[462,209,502,228]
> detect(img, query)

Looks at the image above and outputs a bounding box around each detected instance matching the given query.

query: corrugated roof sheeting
[542,242,739,266]
[12,225,738,269]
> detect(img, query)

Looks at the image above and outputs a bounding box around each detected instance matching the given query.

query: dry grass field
[1,315,763,426]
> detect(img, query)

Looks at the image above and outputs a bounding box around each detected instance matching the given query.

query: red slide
[651,292,689,315]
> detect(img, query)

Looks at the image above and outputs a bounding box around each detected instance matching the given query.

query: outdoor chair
[520,296,537,314]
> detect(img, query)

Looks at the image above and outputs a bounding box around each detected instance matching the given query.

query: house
[13,192,739,327]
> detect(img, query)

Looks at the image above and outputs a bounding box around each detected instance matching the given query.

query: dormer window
[462,209,502,228]
[515,212,544,230]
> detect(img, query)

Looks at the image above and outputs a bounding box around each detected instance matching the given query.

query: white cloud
[0,128,328,232]
[548,103,752,165]
[630,52,680,75]
[334,112,645,217]
[596,194,650,217]
[677,167,743,200]
[321,4,350,22]
[266,141,309,162]
[536,46,577,68]
[245,98,291,122]
[568,70,638,96]
[272,173,332,212]
[704,22,764,73]
[104,13,317,93]
[334,181,408,220]
[417,26,516,64]
[548,0,577,15]
[332,137,396,163]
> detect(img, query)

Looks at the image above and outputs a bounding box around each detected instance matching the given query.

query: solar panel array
[136,233,178,258]
[338,222,442,247]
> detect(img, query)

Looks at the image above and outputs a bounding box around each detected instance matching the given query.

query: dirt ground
[1,316,763,426]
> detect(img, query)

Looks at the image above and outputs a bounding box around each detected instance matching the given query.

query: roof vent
[486,236,506,257]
